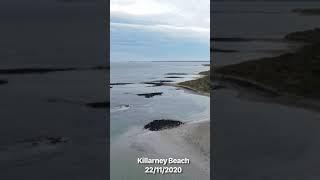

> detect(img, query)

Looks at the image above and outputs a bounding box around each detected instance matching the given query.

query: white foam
[111,104,131,113]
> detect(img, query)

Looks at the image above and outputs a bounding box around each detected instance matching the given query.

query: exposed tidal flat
[110,61,210,179]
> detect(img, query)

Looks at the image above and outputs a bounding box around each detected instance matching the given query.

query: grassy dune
[178,70,210,94]
[216,28,320,99]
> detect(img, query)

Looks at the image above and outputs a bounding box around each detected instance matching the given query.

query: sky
[110,0,210,61]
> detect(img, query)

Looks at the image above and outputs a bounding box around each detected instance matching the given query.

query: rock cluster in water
[18,136,69,146]
[0,66,107,75]
[110,83,133,86]
[165,76,183,79]
[144,119,184,131]
[86,101,109,108]
[165,73,188,75]
[137,92,163,98]
[0,79,8,85]
[143,80,173,87]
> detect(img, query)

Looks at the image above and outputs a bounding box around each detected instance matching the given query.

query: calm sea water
[213,1,320,66]
[110,61,210,179]
[110,61,209,137]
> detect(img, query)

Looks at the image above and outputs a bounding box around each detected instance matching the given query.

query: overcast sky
[110,0,210,61]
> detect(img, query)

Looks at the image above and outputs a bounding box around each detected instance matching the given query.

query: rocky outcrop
[144,119,184,131]
[137,92,163,98]
[0,68,77,74]
[0,79,8,85]
[165,76,183,79]
[85,102,109,109]
[18,136,69,146]
[165,73,188,75]
[110,83,133,86]
[143,80,173,87]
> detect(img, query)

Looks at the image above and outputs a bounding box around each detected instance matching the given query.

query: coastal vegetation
[178,71,210,94]
[215,28,320,99]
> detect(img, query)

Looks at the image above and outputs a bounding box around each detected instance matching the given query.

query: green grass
[216,28,320,99]
[216,41,320,98]
[178,71,210,93]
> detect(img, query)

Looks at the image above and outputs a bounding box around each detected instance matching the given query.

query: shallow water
[110,61,210,179]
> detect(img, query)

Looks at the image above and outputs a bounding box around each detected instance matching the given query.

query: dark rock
[144,119,184,131]
[165,73,188,75]
[137,92,163,98]
[47,137,68,144]
[18,136,69,146]
[0,68,77,75]
[0,80,8,85]
[89,65,109,70]
[212,48,239,53]
[144,80,173,84]
[110,83,133,86]
[86,102,109,109]
[165,76,183,79]
[143,80,174,87]
[0,65,108,75]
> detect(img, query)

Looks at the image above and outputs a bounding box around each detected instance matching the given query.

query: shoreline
[171,69,210,97]
[168,82,210,97]
[111,62,211,179]
[214,28,320,112]
[171,71,320,112]
[215,74,320,112]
